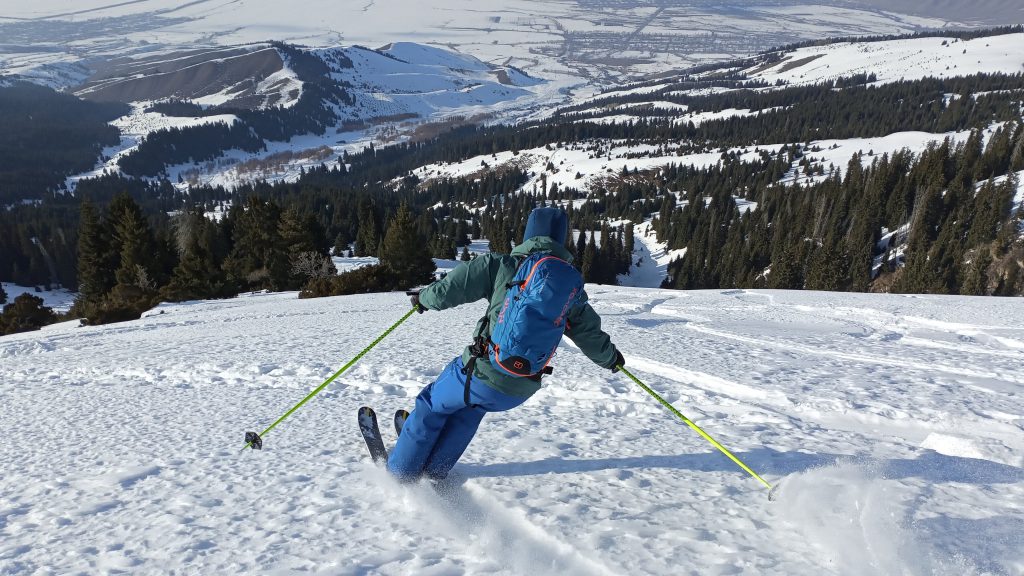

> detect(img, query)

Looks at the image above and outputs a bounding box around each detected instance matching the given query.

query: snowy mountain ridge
[3,0,999,90]
[57,41,551,192]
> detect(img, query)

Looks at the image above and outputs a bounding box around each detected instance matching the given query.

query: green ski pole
[242,306,418,451]
[618,365,776,497]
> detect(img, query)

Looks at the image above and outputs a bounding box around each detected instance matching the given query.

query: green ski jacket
[417,236,618,398]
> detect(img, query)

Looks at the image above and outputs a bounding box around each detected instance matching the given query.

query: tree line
[0,82,128,204]
[3,56,1023,334]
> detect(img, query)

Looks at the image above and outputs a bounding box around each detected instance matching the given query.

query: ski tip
[767,481,783,502]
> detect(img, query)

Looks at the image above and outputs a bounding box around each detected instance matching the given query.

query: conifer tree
[162,238,222,302]
[280,207,330,288]
[108,193,156,290]
[1,293,56,335]
[75,199,112,304]
[581,231,598,282]
[961,250,991,295]
[333,233,350,256]
[0,283,6,305]
[1010,128,1024,171]
[279,207,323,256]
[597,224,612,283]
[224,196,289,291]
[354,199,380,257]
[768,245,800,289]
[379,203,435,289]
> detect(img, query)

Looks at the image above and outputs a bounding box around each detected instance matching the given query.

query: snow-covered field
[1,287,1022,574]
[0,0,960,88]
[0,282,75,312]
[745,33,1024,87]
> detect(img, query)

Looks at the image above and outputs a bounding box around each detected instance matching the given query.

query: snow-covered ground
[0,282,75,312]
[780,127,983,185]
[66,104,241,191]
[745,33,1024,87]
[619,220,685,289]
[1,287,1022,574]
[57,41,560,193]
[0,1,961,89]
[408,141,780,199]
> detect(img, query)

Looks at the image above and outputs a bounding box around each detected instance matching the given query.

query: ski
[357,406,388,463]
[394,409,409,437]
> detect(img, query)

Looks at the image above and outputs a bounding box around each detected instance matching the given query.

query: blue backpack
[489,251,584,377]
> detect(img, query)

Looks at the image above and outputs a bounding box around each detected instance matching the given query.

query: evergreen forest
[1,28,1023,333]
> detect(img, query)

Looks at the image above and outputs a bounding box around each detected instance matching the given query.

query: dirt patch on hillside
[75,46,285,107]
[776,53,825,74]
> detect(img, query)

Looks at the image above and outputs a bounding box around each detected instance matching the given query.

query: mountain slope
[2,0,1012,90]
[1,288,1021,574]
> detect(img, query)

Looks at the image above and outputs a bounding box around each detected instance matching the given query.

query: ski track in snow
[1,289,1022,574]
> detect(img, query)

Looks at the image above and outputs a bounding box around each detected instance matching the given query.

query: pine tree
[1010,127,1024,171]
[961,250,991,295]
[108,193,155,289]
[279,207,322,256]
[597,224,612,283]
[0,283,6,305]
[768,245,800,289]
[333,233,350,256]
[1,293,57,335]
[280,207,329,289]
[460,246,471,261]
[581,231,598,282]
[75,199,112,303]
[354,199,380,257]
[224,196,290,291]
[162,238,222,302]
[379,203,435,289]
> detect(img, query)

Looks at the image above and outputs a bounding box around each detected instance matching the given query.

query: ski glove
[609,349,625,373]
[407,291,426,314]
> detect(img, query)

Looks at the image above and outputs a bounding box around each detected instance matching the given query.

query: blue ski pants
[387,356,529,481]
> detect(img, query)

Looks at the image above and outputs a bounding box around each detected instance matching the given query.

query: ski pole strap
[241,306,419,451]
[461,356,477,407]
[461,335,489,407]
[618,366,773,492]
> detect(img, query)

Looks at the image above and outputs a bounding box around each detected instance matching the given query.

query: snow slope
[0,0,965,88]
[0,282,75,312]
[745,33,1024,87]
[1,288,1022,574]
[327,44,537,123]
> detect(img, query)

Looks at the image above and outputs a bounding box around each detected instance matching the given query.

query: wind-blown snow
[1,288,1022,574]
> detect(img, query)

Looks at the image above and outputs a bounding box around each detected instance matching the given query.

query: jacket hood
[523,207,569,245]
[510,236,574,263]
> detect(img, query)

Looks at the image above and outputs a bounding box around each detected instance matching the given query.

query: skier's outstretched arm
[564,292,622,371]
[417,253,502,311]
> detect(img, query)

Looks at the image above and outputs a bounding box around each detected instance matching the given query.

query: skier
[387,207,624,482]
